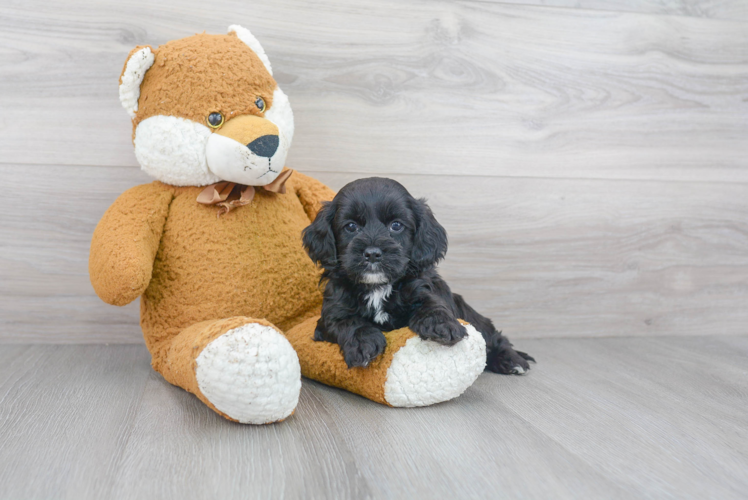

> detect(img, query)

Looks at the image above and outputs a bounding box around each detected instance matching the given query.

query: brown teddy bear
[89,26,487,424]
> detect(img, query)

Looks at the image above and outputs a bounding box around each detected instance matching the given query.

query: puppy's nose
[363,247,383,263]
[247,135,279,158]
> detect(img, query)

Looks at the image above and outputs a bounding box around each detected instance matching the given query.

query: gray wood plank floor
[1,337,746,499]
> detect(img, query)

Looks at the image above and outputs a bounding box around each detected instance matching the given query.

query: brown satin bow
[196,169,294,217]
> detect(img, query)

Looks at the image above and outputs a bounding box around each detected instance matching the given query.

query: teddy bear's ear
[228,25,273,76]
[119,45,155,119]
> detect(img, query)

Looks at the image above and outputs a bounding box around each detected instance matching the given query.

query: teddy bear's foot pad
[195,323,301,424]
[384,323,486,407]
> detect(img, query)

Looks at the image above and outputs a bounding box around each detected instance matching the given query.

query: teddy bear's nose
[247,135,279,158]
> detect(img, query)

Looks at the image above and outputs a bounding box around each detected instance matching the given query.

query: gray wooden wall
[1,0,746,343]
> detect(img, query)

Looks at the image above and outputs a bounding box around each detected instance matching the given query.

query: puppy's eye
[344,222,358,233]
[207,112,224,128]
[389,221,404,232]
[255,97,266,112]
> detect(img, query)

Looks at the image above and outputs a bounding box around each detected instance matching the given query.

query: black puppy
[302,177,534,374]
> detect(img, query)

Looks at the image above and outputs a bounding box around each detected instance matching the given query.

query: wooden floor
[1,336,746,499]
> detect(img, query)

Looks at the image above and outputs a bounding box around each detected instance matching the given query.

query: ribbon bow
[196,169,294,217]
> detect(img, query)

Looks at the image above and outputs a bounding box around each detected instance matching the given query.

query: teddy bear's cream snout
[205,113,288,186]
[215,114,280,158]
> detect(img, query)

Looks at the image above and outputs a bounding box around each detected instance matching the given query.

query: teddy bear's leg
[156,317,301,424]
[285,316,486,407]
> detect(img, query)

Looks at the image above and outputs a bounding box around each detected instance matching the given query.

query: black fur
[302,177,534,371]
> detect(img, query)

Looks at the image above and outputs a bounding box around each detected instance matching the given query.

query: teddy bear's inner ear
[228,25,273,76]
[119,46,155,119]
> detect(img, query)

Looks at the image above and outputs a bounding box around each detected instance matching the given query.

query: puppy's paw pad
[434,322,467,345]
[411,313,467,346]
[510,364,526,375]
[342,327,386,368]
[487,348,533,375]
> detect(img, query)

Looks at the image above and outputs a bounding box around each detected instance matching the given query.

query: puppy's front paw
[410,311,467,346]
[341,326,387,368]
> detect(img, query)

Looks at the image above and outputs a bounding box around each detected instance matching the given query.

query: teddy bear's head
[119,26,294,187]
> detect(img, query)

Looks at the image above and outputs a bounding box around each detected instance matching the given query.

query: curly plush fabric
[91,170,332,364]
[119,46,154,118]
[122,32,276,134]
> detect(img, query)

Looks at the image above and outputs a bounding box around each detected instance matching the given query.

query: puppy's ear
[410,197,448,272]
[302,201,338,269]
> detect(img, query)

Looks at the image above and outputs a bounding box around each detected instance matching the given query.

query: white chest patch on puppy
[365,284,392,325]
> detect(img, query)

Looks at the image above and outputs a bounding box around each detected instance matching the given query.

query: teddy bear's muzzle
[205,114,287,186]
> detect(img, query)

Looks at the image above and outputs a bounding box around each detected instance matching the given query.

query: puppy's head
[302,178,447,284]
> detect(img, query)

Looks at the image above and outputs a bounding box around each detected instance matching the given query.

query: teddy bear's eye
[255,97,266,113]
[207,112,224,128]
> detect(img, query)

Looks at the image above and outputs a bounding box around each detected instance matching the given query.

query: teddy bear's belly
[140,190,323,344]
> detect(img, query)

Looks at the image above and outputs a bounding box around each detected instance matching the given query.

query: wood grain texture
[1,3,746,497]
[1,0,747,182]
[0,165,151,343]
[495,0,748,21]
[0,338,746,499]
[2,165,747,342]
[0,345,151,499]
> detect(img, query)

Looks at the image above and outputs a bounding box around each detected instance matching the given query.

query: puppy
[302,177,534,374]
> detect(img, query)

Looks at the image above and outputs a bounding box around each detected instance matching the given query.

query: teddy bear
[89,25,487,424]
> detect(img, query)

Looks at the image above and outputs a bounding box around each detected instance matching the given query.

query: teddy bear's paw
[195,322,301,424]
[384,323,487,407]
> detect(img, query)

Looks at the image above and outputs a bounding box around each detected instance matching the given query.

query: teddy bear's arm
[291,171,336,221]
[89,183,173,306]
